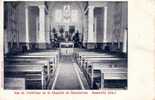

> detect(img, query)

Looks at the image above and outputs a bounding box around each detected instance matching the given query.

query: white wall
[16,3,26,43]
[28,7,38,43]
[4,1,128,52]
[48,2,83,34]
[93,2,128,43]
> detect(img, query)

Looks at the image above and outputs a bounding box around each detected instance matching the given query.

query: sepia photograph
[3,1,128,90]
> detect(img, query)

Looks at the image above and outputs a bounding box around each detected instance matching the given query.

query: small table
[59,42,74,55]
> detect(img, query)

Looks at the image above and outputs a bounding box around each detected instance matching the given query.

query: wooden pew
[82,57,126,70]
[79,55,118,67]
[84,59,127,89]
[76,51,115,65]
[5,50,60,65]
[5,59,55,79]
[100,68,127,89]
[75,52,127,88]
[76,51,125,69]
[4,78,25,90]
[90,66,127,89]
[5,55,58,72]
[21,50,59,56]
[4,50,60,89]
[24,51,60,63]
[5,63,48,89]
[6,55,59,67]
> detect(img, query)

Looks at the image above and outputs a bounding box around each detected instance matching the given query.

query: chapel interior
[4,1,128,90]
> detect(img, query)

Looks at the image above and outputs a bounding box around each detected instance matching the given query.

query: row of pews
[75,50,127,89]
[4,50,59,90]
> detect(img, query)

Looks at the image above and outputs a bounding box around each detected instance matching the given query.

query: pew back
[5,63,47,89]
[4,78,25,90]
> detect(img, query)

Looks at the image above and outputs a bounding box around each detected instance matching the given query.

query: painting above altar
[63,5,71,23]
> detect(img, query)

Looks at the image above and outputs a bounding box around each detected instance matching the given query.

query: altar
[59,42,74,55]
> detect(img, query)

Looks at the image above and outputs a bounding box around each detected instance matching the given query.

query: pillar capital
[24,4,28,9]
[38,5,45,9]
[104,6,108,10]
[88,6,95,11]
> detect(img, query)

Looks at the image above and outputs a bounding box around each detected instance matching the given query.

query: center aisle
[52,55,82,90]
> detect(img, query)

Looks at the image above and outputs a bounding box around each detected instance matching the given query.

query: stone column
[94,16,97,42]
[87,6,95,49]
[88,6,95,42]
[4,30,8,54]
[83,15,87,47]
[46,15,50,48]
[36,16,39,44]
[25,5,30,50]
[38,5,46,49]
[103,6,108,42]
[123,29,127,53]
